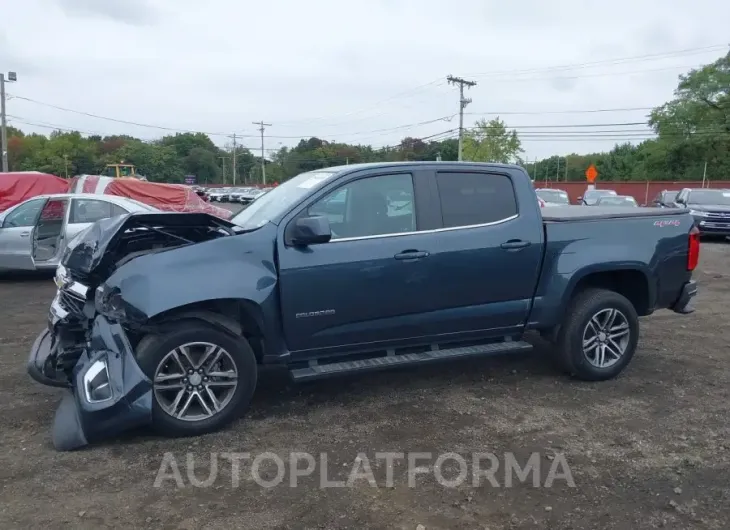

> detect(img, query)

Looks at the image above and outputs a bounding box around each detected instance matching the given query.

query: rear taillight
[687,225,700,271]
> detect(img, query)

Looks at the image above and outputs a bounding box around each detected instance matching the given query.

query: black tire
[135,320,257,438]
[555,288,639,381]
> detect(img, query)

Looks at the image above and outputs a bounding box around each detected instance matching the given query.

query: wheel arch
[143,298,266,362]
[564,266,653,317]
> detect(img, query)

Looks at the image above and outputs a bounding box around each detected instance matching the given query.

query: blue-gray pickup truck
[27,162,700,450]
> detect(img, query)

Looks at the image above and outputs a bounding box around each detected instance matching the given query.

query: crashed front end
[27,212,236,450]
[27,265,152,451]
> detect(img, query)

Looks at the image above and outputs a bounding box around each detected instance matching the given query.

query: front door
[0,197,48,270]
[31,197,70,269]
[278,170,436,356]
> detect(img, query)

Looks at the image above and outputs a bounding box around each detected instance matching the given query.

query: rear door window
[70,199,114,224]
[435,172,517,228]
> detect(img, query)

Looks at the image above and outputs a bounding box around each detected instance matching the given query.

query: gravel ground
[0,239,729,529]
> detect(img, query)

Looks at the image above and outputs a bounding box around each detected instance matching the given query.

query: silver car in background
[579,189,618,206]
[595,195,639,207]
[0,193,156,271]
[535,188,571,206]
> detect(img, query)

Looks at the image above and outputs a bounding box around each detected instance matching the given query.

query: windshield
[597,196,637,206]
[231,170,339,228]
[536,190,570,204]
[586,190,616,198]
[661,191,678,203]
[687,190,730,206]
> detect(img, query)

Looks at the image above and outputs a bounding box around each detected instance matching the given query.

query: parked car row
[535,187,638,208]
[206,186,270,204]
[536,185,730,238]
[658,188,730,238]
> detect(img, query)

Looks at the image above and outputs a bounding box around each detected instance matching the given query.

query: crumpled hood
[61,212,238,277]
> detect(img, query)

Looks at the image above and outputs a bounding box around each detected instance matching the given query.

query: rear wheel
[556,288,639,381]
[135,321,257,437]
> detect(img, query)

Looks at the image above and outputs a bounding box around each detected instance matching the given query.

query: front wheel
[556,288,639,381]
[135,321,257,438]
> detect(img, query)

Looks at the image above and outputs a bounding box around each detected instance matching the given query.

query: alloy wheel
[153,342,238,422]
[581,308,631,369]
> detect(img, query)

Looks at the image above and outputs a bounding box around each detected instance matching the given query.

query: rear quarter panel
[528,213,693,329]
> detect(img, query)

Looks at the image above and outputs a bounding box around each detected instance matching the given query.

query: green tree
[117,141,182,182]
[462,118,523,163]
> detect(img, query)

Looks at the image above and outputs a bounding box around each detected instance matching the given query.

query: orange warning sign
[585,164,598,183]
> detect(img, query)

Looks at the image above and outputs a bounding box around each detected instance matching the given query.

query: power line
[255,44,727,127]
[6,51,718,139]
[273,78,447,126]
[484,63,710,84]
[462,44,727,78]
[465,106,655,116]
[6,94,232,137]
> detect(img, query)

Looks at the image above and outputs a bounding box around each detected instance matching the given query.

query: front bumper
[671,280,698,314]
[28,315,153,451]
[695,218,730,236]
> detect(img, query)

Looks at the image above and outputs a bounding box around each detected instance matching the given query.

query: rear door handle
[394,250,429,260]
[500,240,530,251]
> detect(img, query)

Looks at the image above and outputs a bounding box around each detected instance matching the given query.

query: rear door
[418,168,544,337]
[0,197,47,270]
[30,197,71,268]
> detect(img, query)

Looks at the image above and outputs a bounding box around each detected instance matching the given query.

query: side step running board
[289,341,533,382]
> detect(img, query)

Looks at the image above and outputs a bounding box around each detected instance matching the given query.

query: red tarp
[104,178,233,219]
[0,172,69,212]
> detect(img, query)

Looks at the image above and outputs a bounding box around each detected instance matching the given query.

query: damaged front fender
[97,223,279,327]
[52,315,152,451]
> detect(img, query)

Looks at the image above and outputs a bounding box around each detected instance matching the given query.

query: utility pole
[231,134,237,186]
[252,121,271,185]
[218,156,229,184]
[447,75,476,161]
[702,160,708,188]
[1,71,18,172]
[556,157,560,182]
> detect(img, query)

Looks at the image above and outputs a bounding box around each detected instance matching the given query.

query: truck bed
[541,205,687,222]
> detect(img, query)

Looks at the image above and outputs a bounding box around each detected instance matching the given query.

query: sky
[1,0,729,160]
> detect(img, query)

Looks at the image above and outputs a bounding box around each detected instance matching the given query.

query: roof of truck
[320,161,524,172]
[541,205,688,222]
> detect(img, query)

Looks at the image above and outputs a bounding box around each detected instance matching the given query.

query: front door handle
[500,240,530,251]
[20,232,30,238]
[394,250,429,260]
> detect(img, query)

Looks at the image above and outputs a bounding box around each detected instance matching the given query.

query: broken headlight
[83,358,112,403]
[94,284,126,321]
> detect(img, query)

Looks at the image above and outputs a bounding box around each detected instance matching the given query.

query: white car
[595,195,639,207]
[0,193,156,271]
[535,188,571,207]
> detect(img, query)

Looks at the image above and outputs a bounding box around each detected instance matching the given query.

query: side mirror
[291,215,332,246]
